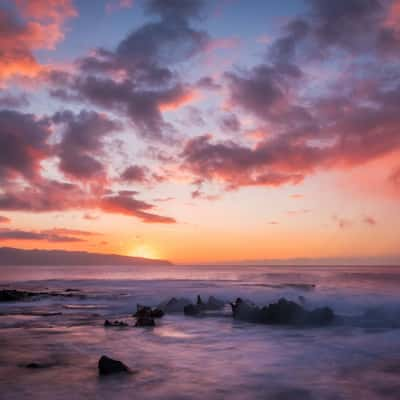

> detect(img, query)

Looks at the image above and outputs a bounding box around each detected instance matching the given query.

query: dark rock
[231,297,335,326]
[24,362,55,369]
[305,306,334,325]
[150,308,164,318]
[134,304,164,319]
[184,304,201,316]
[98,355,129,375]
[134,316,155,327]
[158,297,192,313]
[0,289,85,302]
[184,295,225,316]
[0,289,36,302]
[104,320,128,327]
[25,363,42,369]
[206,295,225,310]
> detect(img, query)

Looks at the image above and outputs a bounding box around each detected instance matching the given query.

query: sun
[129,244,160,260]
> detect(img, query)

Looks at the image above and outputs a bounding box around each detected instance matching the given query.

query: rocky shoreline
[2,288,336,376]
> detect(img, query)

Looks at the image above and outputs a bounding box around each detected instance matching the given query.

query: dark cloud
[0,228,85,243]
[0,92,29,108]
[120,165,148,183]
[49,0,209,142]
[0,110,51,181]
[52,110,121,181]
[225,63,302,121]
[0,180,88,212]
[220,114,241,132]
[145,0,207,20]
[268,18,310,64]
[269,0,400,62]
[73,76,194,141]
[181,134,317,189]
[196,76,221,90]
[100,192,176,223]
[0,178,176,223]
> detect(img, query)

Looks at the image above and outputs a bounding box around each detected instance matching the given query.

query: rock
[0,289,85,302]
[134,316,155,327]
[184,304,201,316]
[258,298,305,324]
[104,320,128,327]
[230,298,260,321]
[158,297,192,313]
[0,289,36,302]
[305,306,334,325]
[231,297,335,326]
[134,304,164,319]
[98,355,129,375]
[24,362,56,369]
[25,363,42,369]
[184,295,225,316]
[206,295,225,310]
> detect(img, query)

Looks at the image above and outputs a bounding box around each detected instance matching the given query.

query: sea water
[1,264,400,399]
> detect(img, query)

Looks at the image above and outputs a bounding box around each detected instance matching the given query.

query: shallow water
[1,264,400,399]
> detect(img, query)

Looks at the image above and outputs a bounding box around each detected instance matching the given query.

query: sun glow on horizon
[129,244,160,260]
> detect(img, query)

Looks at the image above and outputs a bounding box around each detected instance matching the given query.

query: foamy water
[1,265,400,399]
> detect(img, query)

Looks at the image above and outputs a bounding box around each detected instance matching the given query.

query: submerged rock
[104,320,128,327]
[231,297,334,326]
[98,355,129,375]
[134,316,155,327]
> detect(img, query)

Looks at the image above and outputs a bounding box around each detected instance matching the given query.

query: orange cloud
[385,0,400,28]
[159,89,200,112]
[0,1,77,82]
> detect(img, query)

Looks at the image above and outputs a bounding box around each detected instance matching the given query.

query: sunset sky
[0,0,400,263]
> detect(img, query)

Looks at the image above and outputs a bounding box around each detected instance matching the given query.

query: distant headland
[0,247,172,266]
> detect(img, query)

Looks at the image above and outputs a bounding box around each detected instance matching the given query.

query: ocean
[1,264,400,399]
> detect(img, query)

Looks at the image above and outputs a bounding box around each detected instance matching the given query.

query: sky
[0,0,399,264]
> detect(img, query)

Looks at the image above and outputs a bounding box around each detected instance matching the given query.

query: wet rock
[134,304,164,319]
[150,308,164,318]
[24,362,56,369]
[184,295,226,316]
[184,304,201,316]
[0,289,85,302]
[206,296,225,310]
[0,289,37,302]
[158,297,192,313]
[98,355,129,375]
[25,363,43,369]
[134,316,155,327]
[231,297,334,326]
[230,298,261,321]
[104,320,128,327]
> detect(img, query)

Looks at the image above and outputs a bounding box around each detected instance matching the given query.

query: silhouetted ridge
[0,247,172,266]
